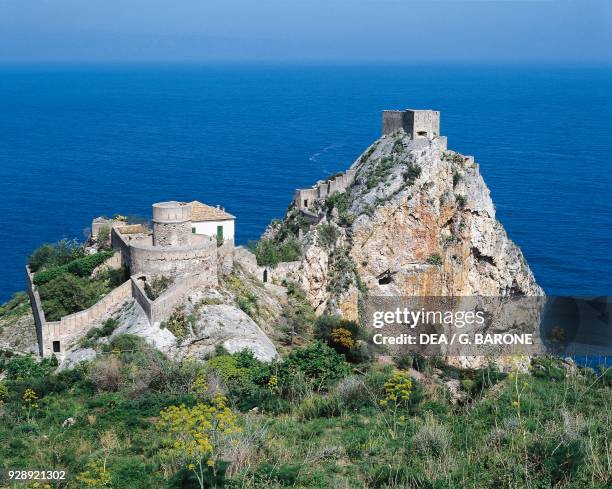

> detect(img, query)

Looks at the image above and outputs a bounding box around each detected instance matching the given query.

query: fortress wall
[25,266,46,356]
[438,136,448,152]
[217,238,235,277]
[295,169,357,210]
[294,188,318,208]
[150,273,213,326]
[39,279,133,357]
[91,218,113,239]
[129,235,218,280]
[153,221,192,247]
[233,246,259,277]
[382,110,405,135]
[111,228,132,267]
[131,277,153,323]
[91,251,122,276]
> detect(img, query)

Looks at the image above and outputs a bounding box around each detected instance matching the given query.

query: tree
[157,395,240,488]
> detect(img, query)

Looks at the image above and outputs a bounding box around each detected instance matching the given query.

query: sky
[0,0,610,63]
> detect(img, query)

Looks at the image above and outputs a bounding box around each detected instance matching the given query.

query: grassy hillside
[0,338,610,489]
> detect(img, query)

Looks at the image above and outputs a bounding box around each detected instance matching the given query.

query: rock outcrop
[265,131,543,317]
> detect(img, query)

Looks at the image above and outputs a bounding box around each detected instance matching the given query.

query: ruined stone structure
[29,200,234,358]
[294,169,357,212]
[382,109,440,139]
[152,201,192,247]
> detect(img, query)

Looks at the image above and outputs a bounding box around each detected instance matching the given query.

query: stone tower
[382,109,440,139]
[152,201,193,247]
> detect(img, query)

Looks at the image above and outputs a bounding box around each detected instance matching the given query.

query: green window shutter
[192,227,196,234]
[216,225,224,240]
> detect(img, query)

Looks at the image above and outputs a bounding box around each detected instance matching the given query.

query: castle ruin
[382,109,440,139]
[27,200,234,358]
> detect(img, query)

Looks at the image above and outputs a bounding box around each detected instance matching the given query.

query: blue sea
[0,63,611,302]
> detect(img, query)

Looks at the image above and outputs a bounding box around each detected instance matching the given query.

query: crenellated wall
[294,168,357,211]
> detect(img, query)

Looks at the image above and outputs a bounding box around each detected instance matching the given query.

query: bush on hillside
[38,273,109,321]
[252,237,302,267]
[278,341,351,393]
[144,275,173,301]
[0,292,30,318]
[33,250,115,286]
[27,239,84,272]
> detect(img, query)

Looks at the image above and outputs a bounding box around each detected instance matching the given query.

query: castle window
[52,341,61,353]
[303,199,308,207]
[263,269,268,283]
[417,131,428,137]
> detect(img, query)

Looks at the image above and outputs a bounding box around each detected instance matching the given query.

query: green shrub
[0,292,30,319]
[236,292,258,317]
[251,463,301,486]
[280,282,316,343]
[529,438,585,484]
[96,225,112,250]
[104,334,147,352]
[105,266,129,288]
[4,355,55,380]
[426,253,443,266]
[82,318,120,347]
[455,194,467,209]
[253,237,302,267]
[28,239,84,272]
[314,314,366,360]
[324,192,354,226]
[161,309,191,340]
[278,341,351,392]
[144,275,173,301]
[365,156,395,189]
[452,170,462,188]
[316,223,339,249]
[531,357,566,381]
[38,273,109,321]
[33,250,114,286]
[403,162,422,185]
[327,247,359,297]
[296,394,342,420]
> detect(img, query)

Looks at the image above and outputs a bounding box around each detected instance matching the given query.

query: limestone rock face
[182,304,278,362]
[270,131,543,315]
[0,311,38,354]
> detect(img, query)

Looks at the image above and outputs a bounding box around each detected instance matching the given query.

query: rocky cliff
[265,131,543,318]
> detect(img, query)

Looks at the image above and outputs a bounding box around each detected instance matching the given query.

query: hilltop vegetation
[0,339,609,488]
[27,240,126,321]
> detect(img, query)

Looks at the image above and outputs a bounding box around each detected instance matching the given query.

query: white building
[190,201,235,242]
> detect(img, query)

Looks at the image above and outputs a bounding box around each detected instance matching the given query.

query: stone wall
[217,239,235,277]
[129,234,218,280]
[382,109,440,139]
[131,273,212,326]
[233,247,301,284]
[25,266,46,356]
[153,220,192,247]
[91,218,113,239]
[152,201,193,247]
[27,264,133,358]
[111,227,132,267]
[294,169,357,211]
[91,251,122,276]
[382,110,406,136]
